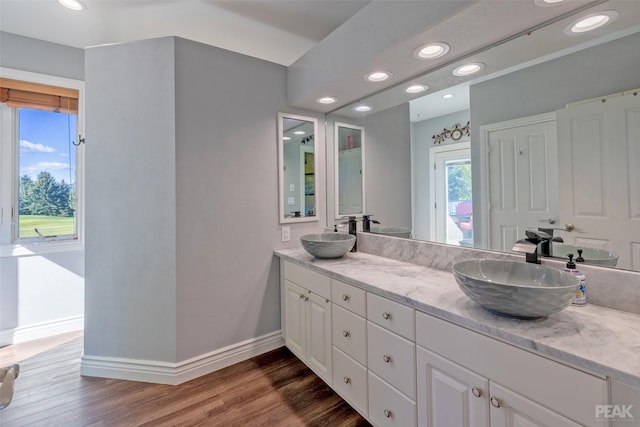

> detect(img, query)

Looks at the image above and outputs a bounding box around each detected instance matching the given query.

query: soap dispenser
[565,254,586,306]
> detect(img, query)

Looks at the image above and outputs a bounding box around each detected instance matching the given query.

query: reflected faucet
[512,230,553,264]
[362,214,380,232]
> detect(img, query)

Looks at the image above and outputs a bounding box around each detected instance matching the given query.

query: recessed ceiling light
[406,84,427,94]
[294,131,305,135]
[316,97,337,104]
[366,71,392,82]
[354,105,372,112]
[283,136,291,141]
[534,0,566,6]
[442,94,454,99]
[58,0,86,11]
[566,11,618,34]
[414,43,450,60]
[452,62,485,77]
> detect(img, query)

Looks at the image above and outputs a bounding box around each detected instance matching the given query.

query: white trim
[0,316,83,347]
[478,112,556,249]
[80,330,285,385]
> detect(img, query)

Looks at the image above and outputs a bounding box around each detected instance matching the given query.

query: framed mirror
[335,122,365,218]
[278,113,318,223]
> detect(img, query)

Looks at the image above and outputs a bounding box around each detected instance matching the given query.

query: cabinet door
[307,292,332,384]
[417,347,489,427]
[489,382,582,427]
[284,280,307,360]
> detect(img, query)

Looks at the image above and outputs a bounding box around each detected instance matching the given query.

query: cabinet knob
[343,376,350,384]
[490,396,502,408]
[382,312,391,320]
[383,409,392,418]
[343,331,350,338]
[383,354,391,363]
[471,387,482,398]
[342,294,350,301]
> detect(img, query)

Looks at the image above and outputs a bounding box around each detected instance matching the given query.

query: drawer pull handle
[490,396,502,408]
[342,294,350,301]
[343,331,350,338]
[384,409,392,418]
[472,387,482,398]
[343,376,350,384]
[382,312,391,320]
[383,354,391,363]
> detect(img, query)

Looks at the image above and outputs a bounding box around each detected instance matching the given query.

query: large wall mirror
[335,122,365,218]
[324,7,640,272]
[278,113,318,223]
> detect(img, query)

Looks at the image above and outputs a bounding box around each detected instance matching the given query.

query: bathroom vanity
[275,244,640,427]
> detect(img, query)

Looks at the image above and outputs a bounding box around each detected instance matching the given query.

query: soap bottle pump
[565,253,586,306]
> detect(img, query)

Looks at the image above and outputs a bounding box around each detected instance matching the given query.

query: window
[0,70,84,244]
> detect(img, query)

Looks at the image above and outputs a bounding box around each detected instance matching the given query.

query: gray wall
[0,32,84,80]
[470,31,640,245]
[85,36,324,366]
[411,110,470,241]
[364,103,412,229]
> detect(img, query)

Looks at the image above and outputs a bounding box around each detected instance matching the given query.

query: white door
[417,347,490,427]
[489,382,581,427]
[430,142,472,245]
[284,280,307,360]
[557,92,640,270]
[339,148,363,215]
[306,292,332,384]
[487,119,558,252]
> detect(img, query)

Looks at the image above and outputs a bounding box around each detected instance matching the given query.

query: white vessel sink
[452,260,580,319]
[300,233,356,259]
[370,226,411,238]
[552,243,618,267]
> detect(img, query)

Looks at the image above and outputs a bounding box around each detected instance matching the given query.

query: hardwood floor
[0,332,370,427]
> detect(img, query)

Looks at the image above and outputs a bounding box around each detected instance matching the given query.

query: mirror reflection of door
[430,142,473,246]
[485,117,558,252]
[335,123,365,217]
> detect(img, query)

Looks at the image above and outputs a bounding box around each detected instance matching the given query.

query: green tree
[19,175,34,215]
[20,171,74,217]
[447,163,472,202]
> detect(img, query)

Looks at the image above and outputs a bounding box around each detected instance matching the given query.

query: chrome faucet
[512,230,553,264]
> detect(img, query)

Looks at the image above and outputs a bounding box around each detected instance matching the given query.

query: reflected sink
[300,233,356,259]
[370,226,411,238]
[452,260,580,319]
[551,243,618,267]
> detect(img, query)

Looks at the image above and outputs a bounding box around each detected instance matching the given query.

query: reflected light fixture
[366,71,392,82]
[354,104,372,112]
[414,42,450,60]
[283,136,291,141]
[442,93,454,99]
[567,11,618,34]
[316,97,337,104]
[294,131,306,135]
[58,0,86,11]
[406,84,427,94]
[452,62,484,76]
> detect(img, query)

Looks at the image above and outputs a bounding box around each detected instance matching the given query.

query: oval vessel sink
[300,233,356,259]
[452,260,580,319]
[551,243,618,267]
[370,226,411,238]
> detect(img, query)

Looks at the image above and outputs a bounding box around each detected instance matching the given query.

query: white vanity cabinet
[416,312,609,427]
[283,262,332,385]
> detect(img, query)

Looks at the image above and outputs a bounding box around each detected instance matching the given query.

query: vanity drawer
[368,371,416,427]
[367,292,415,340]
[333,347,368,418]
[367,321,415,399]
[284,261,330,299]
[332,304,367,365]
[331,279,366,316]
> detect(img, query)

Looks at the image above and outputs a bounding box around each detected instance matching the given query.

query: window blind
[0,78,79,114]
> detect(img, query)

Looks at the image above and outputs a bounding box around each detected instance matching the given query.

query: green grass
[19,215,76,238]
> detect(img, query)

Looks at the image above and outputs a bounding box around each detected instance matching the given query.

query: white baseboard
[0,316,84,347]
[80,330,285,385]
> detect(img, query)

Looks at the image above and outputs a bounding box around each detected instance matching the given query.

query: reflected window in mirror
[278,113,319,224]
[335,123,365,218]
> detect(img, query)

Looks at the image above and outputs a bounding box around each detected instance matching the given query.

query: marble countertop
[275,247,640,388]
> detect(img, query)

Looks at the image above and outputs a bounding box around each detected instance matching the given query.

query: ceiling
[1,0,639,119]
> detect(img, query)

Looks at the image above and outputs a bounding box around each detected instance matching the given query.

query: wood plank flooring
[0,332,370,427]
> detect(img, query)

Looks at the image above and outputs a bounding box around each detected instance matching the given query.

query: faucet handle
[525,229,552,242]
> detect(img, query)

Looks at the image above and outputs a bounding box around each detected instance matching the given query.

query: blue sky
[19,109,77,185]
